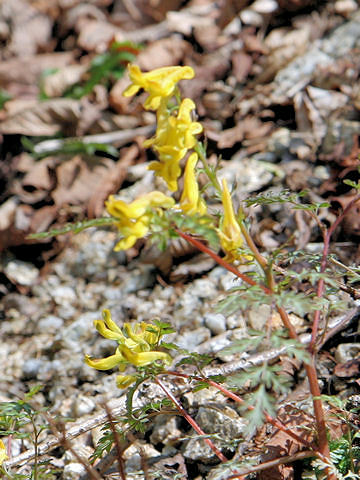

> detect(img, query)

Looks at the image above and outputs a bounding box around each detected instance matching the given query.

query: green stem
[194,142,222,194]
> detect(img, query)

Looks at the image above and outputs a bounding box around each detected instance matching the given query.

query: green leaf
[27,217,118,239]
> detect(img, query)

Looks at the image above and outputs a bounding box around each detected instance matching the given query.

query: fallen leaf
[0,98,82,136]
[52,155,115,206]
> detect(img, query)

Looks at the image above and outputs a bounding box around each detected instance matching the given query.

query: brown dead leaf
[331,194,360,237]
[231,51,253,83]
[0,53,74,90]
[87,145,139,218]
[217,116,272,149]
[335,358,360,378]
[0,98,82,136]
[257,405,315,480]
[52,155,115,206]
[137,37,191,71]
[1,0,53,57]
[43,64,88,98]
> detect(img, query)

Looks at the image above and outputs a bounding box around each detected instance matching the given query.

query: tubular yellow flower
[0,439,8,466]
[147,98,203,192]
[105,191,175,250]
[94,309,126,341]
[116,374,137,389]
[123,65,195,110]
[218,179,245,263]
[119,345,172,367]
[84,350,126,371]
[179,153,207,215]
[85,310,173,389]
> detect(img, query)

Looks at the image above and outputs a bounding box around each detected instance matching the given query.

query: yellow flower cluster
[124,65,203,192]
[106,191,175,251]
[86,65,250,388]
[85,310,172,388]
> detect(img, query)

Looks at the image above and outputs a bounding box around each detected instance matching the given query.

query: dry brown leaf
[257,405,314,480]
[0,53,74,90]
[87,145,139,218]
[0,99,82,136]
[1,0,53,57]
[231,50,253,83]
[217,116,272,149]
[335,358,360,378]
[52,155,115,206]
[42,64,88,98]
[137,37,191,71]
[331,194,360,237]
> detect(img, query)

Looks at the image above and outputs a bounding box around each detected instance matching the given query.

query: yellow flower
[0,439,8,466]
[116,374,137,389]
[218,179,245,263]
[119,345,172,367]
[105,191,175,250]
[179,153,207,215]
[123,65,195,110]
[147,98,203,192]
[85,310,173,389]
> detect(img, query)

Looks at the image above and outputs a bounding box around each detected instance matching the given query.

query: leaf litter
[1,1,360,479]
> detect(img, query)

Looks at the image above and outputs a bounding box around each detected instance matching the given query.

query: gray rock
[58,311,100,352]
[175,327,211,351]
[204,313,227,335]
[72,394,96,417]
[22,358,43,380]
[182,405,246,463]
[4,259,39,286]
[37,315,64,333]
[335,343,360,364]
[63,463,86,480]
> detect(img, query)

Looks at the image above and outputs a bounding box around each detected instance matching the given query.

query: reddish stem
[154,377,228,462]
[165,371,314,450]
[175,228,335,476]
[310,193,360,351]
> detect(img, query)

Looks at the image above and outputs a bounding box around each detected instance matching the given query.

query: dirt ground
[1,1,360,479]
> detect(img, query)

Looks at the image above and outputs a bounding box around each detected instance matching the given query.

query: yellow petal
[116,374,137,389]
[0,439,8,466]
[119,345,172,367]
[102,309,122,334]
[94,319,125,341]
[180,153,207,215]
[84,353,125,371]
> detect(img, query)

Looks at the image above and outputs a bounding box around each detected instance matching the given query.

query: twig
[226,450,316,478]
[44,413,102,480]
[103,403,127,480]
[33,125,155,154]
[154,377,228,462]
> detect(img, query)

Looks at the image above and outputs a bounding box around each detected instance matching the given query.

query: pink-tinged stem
[165,371,313,450]
[310,193,360,352]
[175,228,335,476]
[154,377,228,462]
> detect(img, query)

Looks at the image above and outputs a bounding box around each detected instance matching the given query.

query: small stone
[4,259,39,286]
[37,315,64,333]
[51,285,77,306]
[335,0,357,15]
[175,327,211,351]
[72,395,96,417]
[63,463,86,480]
[335,343,360,364]
[22,358,43,380]
[58,311,100,352]
[204,313,226,335]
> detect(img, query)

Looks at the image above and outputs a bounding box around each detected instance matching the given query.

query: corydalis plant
[85,310,173,388]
